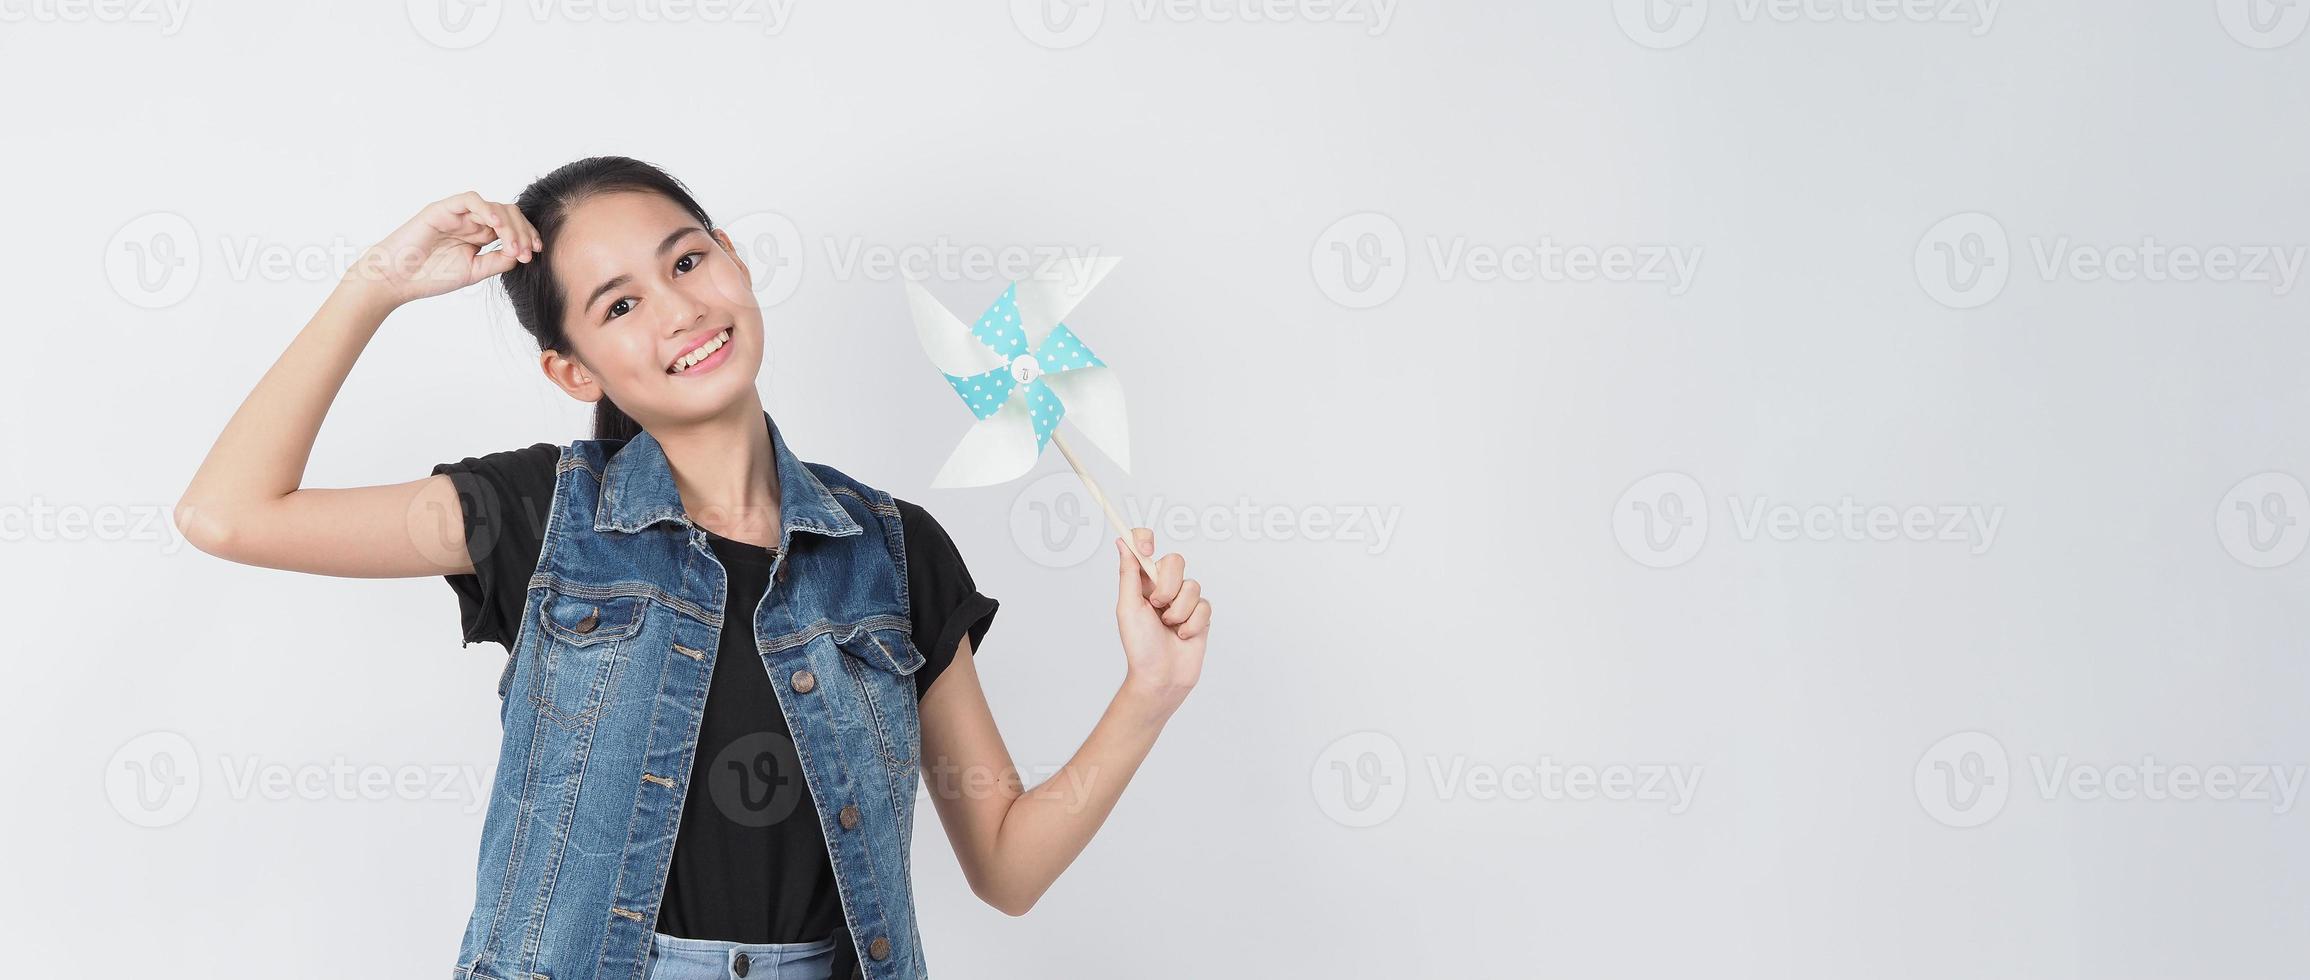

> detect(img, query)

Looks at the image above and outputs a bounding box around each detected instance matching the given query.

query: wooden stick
[1049,430,1161,582]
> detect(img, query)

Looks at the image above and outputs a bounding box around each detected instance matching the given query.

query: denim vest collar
[594,410,863,541]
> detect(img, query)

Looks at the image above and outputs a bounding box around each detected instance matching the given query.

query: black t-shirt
[430,442,997,944]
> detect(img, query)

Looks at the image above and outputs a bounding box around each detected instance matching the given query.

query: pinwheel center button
[1009,353,1041,384]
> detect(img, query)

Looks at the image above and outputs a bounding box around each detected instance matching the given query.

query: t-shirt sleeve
[430,442,561,651]
[895,498,999,701]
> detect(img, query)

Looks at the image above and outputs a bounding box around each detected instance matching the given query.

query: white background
[7,1,2310,977]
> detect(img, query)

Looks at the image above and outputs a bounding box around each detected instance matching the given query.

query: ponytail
[593,398,643,442]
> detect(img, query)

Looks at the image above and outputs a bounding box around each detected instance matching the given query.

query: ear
[540,348,604,404]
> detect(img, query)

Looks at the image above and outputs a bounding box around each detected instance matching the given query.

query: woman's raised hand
[344,191,543,309]
[1114,527,1213,716]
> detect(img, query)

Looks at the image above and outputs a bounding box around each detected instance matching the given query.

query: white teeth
[671,329,731,373]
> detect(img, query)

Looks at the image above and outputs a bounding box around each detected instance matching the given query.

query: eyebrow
[581,226,704,316]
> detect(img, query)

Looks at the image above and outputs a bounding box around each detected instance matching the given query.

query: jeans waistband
[646,930,839,980]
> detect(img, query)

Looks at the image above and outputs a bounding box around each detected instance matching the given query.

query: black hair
[498,155,716,442]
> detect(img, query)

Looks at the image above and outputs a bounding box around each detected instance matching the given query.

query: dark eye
[604,252,707,321]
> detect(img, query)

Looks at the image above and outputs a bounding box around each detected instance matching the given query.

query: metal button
[839,804,860,830]
[790,668,816,694]
[867,937,891,961]
[574,609,599,634]
[732,951,750,977]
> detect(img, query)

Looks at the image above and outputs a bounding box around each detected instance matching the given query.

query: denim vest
[452,412,929,980]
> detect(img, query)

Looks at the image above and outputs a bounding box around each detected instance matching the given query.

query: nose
[662,288,710,337]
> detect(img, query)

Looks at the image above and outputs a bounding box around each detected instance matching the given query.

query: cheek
[707,259,761,309]
[598,332,664,381]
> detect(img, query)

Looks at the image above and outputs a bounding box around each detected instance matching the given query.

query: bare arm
[921,527,1214,916]
[173,191,543,578]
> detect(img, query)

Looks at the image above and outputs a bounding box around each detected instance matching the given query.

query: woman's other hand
[344,190,542,309]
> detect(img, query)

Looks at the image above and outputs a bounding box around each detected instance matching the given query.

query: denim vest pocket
[528,588,647,731]
[835,626,925,775]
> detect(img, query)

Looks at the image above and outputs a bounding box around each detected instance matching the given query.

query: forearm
[979,681,1180,914]
[176,279,397,532]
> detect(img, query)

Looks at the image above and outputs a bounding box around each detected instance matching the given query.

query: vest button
[790,669,816,694]
[731,951,750,977]
[838,804,860,830]
[574,610,599,634]
[868,936,892,961]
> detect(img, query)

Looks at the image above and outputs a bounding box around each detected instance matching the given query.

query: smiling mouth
[667,327,733,374]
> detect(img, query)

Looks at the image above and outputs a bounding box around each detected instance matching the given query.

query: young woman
[175,157,1213,980]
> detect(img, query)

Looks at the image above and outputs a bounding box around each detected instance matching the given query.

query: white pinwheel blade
[1042,365,1130,473]
[929,397,1043,489]
[907,279,1004,377]
[1013,255,1120,349]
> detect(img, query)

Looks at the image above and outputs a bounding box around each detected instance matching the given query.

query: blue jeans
[644,930,839,980]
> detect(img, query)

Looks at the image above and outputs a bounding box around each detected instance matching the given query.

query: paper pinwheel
[905,256,1157,577]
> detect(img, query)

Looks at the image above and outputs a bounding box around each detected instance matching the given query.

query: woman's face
[542,190,764,428]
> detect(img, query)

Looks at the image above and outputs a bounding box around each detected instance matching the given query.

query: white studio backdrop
[5,1,2309,977]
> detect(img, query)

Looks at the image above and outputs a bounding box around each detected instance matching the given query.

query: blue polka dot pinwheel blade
[1032,322,1106,377]
[1023,377,1067,453]
[941,366,1017,421]
[968,284,1030,360]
